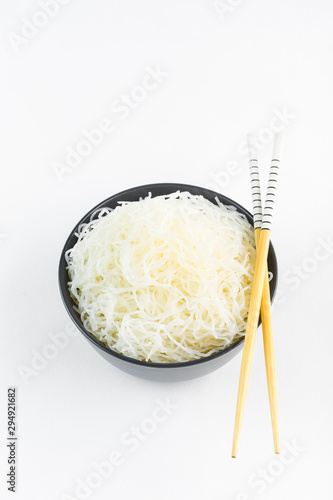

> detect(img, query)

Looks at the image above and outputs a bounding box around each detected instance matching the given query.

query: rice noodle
[66,191,256,363]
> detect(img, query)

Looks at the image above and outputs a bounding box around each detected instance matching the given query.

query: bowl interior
[59,183,278,369]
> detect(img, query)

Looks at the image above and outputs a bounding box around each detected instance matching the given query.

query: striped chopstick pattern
[249,158,262,230]
[262,136,282,231]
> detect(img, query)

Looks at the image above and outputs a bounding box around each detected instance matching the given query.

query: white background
[1,1,333,499]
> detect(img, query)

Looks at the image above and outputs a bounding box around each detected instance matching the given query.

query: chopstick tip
[247,134,258,160]
[272,133,283,158]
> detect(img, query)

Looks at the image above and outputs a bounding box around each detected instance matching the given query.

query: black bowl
[59,183,278,381]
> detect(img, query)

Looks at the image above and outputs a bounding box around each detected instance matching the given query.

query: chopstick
[232,133,282,458]
[247,135,279,454]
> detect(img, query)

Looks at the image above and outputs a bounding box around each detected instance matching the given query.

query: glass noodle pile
[66,192,256,363]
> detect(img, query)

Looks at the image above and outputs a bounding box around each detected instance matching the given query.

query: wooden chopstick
[261,254,279,454]
[232,133,282,458]
[248,135,279,454]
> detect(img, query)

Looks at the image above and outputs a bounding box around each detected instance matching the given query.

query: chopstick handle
[248,135,262,231]
[249,158,262,230]
[262,134,282,230]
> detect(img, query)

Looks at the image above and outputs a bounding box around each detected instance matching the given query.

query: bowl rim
[58,182,278,369]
